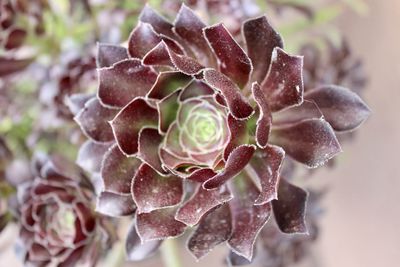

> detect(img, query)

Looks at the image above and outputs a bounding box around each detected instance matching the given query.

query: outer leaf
[175,184,232,226]
[96,191,136,217]
[187,204,232,260]
[98,59,157,108]
[110,98,158,155]
[179,80,214,101]
[273,100,323,126]
[204,24,252,88]
[252,82,272,148]
[248,145,285,205]
[132,164,183,213]
[128,22,161,58]
[97,43,129,68]
[125,222,162,261]
[167,44,204,75]
[136,207,186,241]
[243,16,283,84]
[65,93,94,116]
[75,98,117,142]
[271,118,342,168]
[227,250,253,266]
[204,145,256,189]
[139,5,176,39]
[228,172,272,260]
[101,144,141,194]
[77,140,112,173]
[305,85,371,131]
[203,69,253,119]
[261,47,304,112]
[4,28,27,50]
[272,178,308,234]
[137,128,166,174]
[174,3,217,67]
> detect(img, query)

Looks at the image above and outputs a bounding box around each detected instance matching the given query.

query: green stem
[160,238,182,267]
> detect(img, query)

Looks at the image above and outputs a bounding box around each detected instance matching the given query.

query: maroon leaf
[132,164,183,213]
[147,71,191,99]
[98,59,157,108]
[186,168,217,183]
[248,145,285,205]
[65,93,94,116]
[96,191,136,217]
[243,16,283,84]
[204,24,252,88]
[139,5,176,39]
[204,145,256,189]
[261,48,304,112]
[187,204,232,260]
[223,115,249,161]
[203,69,253,119]
[272,178,308,234]
[77,140,112,173]
[75,97,117,142]
[167,44,204,75]
[143,41,174,67]
[0,56,33,76]
[175,184,232,226]
[252,82,272,148]
[28,243,51,261]
[157,89,181,133]
[110,98,158,155]
[305,85,371,131]
[97,43,129,68]
[228,172,272,260]
[174,3,217,67]
[101,144,142,194]
[136,207,186,241]
[179,80,214,101]
[126,222,162,261]
[128,22,161,58]
[137,128,166,174]
[271,118,342,168]
[273,100,323,126]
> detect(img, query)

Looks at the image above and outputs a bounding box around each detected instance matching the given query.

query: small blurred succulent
[15,154,114,267]
[72,3,370,264]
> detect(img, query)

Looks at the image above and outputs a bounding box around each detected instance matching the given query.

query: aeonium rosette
[15,154,114,266]
[73,4,370,262]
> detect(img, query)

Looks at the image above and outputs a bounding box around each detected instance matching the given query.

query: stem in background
[160,238,183,267]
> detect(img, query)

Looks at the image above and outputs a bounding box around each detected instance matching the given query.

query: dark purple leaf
[203,69,253,119]
[126,222,162,261]
[252,82,272,148]
[272,178,308,234]
[147,71,191,99]
[248,145,285,205]
[75,97,117,142]
[0,56,33,76]
[271,118,342,168]
[98,59,157,108]
[175,184,232,226]
[204,145,256,189]
[110,98,158,155]
[157,89,181,133]
[101,144,142,194]
[261,48,304,112]
[96,191,136,217]
[77,140,112,173]
[188,204,232,260]
[137,128,166,174]
[243,16,283,83]
[204,24,252,88]
[305,85,371,131]
[97,43,129,68]
[128,22,161,58]
[132,164,183,213]
[136,207,186,241]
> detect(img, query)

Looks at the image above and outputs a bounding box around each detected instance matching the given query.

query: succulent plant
[73,3,370,263]
[15,154,114,266]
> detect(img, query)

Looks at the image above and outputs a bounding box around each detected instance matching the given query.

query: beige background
[1,0,399,266]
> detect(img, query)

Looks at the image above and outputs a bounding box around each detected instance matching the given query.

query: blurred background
[1,0,399,266]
